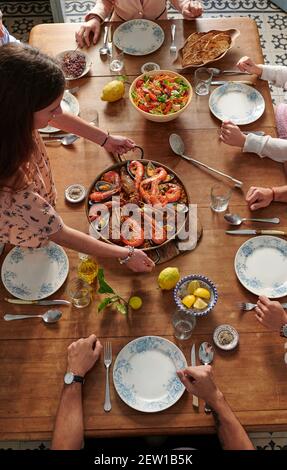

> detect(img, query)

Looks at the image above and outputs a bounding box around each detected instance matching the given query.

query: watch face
[64,372,74,385]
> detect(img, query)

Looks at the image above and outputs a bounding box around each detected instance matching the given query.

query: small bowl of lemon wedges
[173,274,218,317]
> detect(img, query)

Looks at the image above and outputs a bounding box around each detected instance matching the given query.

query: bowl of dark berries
[56,50,92,80]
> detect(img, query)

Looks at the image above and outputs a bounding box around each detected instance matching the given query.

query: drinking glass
[68,277,93,308]
[210,183,232,212]
[194,67,213,96]
[109,50,124,73]
[172,309,196,340]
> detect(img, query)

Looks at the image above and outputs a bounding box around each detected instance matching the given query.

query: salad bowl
[129,70,192,122]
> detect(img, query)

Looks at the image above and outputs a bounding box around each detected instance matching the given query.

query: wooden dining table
[0,17,287,442]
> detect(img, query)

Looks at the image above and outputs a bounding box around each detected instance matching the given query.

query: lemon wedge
[193,298,208,310]
[182,295,196,308]
[187,280,200,295]
[128,296,143,310]
[193,287,211,300]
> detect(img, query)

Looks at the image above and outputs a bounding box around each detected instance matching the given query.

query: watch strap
[280,324,287,338]
[73,375,85,384]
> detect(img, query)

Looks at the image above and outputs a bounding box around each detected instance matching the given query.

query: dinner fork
[240,301,287,311]
[104,341,112,412]
[170,24,177,54]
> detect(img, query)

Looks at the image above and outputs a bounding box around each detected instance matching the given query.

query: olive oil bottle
[77,253,99,284]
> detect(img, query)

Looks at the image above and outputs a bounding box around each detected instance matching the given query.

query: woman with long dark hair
[0,43,154,272]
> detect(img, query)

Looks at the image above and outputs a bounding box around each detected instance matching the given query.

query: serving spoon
[4,309,62,323]
[169,133,243,188]
[43,134,79,146]
[224,213,280,226]
[199,342,214,414]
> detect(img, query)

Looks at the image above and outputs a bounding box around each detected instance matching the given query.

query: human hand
[255,296,287,331]
[246,186,273,210]
[104,135,135,155]
[67,334,102,377]
[182,1,203,19]
[177,365,223,407]
[220,120,247,147]
[75,18,101,48]
[126,249,155,273]
[236,56,262,77]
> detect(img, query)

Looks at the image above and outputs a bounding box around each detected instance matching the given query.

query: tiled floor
[1,0,287,450]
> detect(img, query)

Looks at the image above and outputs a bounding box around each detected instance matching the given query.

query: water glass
[172,309,196,340]
[109,50,124,73]
[68,277,92,308]
[194,67,213,96]
[210,183,232,213]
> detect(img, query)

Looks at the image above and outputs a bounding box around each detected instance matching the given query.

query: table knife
[191,344,199,408]
[225,229,286,236]
[4,298,71,306]
[211,80,254,86]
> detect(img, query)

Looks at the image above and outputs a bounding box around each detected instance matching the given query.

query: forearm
[49,223,129,259]
[261,64,287,88]
[50,113,107,146]
[243,134,287,162]
[272,185,287,203]
[85,0,113,22]
[51,384,83,450]
[211,394,254,450]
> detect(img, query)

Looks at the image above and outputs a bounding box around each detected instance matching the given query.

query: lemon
[182,295,195,308]
[193,287,211,300]
[101,80,125,102]
[129,296,143,310]
[158,267,180,290]
[187,280,200,295]
[193,298,208,310]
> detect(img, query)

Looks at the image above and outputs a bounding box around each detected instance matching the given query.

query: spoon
[99,26,110,56]
[208,67,250,76]
[43,134,79,146]
[4,309,62,323]
[199,342,214,414]
[224,213,280,226]
[169,133,243,188]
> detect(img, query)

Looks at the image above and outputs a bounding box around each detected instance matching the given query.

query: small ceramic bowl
[140,62,160,73]
[213,324,239,351]
[56,50,92,81]
[65,184,86,203]
[173,274,218,317]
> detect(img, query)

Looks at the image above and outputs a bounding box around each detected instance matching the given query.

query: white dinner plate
[235,236,287,298]
[209,82,265,125]
[113,19,165,56]
[1,242,69,300]
[113,336,187,412]
[39,91,80,133]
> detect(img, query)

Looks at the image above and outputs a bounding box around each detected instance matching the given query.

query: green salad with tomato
[131,73,190,115]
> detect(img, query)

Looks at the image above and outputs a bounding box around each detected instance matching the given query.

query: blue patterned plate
[209,83,265,125]
[113,336,187,412]
[235,236,287,298]
[1,242,69,300]
[113,19,164,56]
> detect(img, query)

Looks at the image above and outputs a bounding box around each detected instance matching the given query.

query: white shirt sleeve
[0,26,20,45]
[243,133,287,162]
[261,65,287,90]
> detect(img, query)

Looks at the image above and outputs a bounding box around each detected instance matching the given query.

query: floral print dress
[0,132,63,248]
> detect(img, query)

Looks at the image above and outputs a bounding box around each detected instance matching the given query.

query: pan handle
[114,146,144,162]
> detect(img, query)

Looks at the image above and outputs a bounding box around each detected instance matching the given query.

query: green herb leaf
[97,268,114,294]
[115,301,128,315]
[157,94,167,103]
[98,297,114,312]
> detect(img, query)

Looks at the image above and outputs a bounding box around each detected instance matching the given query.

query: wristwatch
[280,324,287,338]
[64,371,85,385]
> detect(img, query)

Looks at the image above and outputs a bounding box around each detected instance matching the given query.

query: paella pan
[86,152,189,251]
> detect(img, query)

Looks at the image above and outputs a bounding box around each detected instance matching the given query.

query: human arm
[49,113,135,155]
[255,296,287,331]
[49,223,155,272]
[177,366,254,450]
[75,0,113,48]
[173,1,203,19]
[51,335,102,450]
[236,56,263,77]
[220,120,287,163]
[237,57,287,88]
[246,185,287,210]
